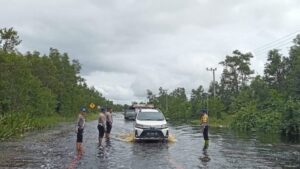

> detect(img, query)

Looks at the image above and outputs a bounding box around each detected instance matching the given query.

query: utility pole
[164,89,168,112]
[203,92,209,116]
[206,67,217,98]
[206,93,209,116]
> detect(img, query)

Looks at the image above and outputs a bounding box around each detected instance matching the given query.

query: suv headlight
[135,123,144,129]
[161,124,168,129]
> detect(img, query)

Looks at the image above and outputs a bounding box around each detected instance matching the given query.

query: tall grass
[0,112,99,141]
[0,113,70,140]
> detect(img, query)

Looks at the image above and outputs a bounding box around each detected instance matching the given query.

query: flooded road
[0,113,299,169]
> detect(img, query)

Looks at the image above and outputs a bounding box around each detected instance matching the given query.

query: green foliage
[219,50,254,106]
[264,49,287,92]
[281,99,300,135]
[217,50,255,112]
[231,102,259,131]
[0,27,21,53]
[166,87,191,121]
[229,74,286,133]
[0,28,118,140]
[256,111,282,133]
[229,86,253,113]
[207,97,224,119]
[286,35,300,98]
[148,35,300,136]
[0,51,56,115]
[250,76,270,103]
[0,112,68,140]
[190,85,205,117]
[0,113,31,139]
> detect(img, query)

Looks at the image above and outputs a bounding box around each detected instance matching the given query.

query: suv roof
[132,103,154,109]
[140,108,159,112]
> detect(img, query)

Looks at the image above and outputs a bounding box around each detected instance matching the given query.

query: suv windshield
[137,111,165,121]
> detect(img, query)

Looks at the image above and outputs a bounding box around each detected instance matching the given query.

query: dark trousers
[77,128,83,143]
[203,126,209,140]
[97,124,105,138]
[106,122,112,134]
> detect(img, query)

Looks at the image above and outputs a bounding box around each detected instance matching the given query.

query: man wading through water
[105,107,113,139]
[98,108,106,145]
[76,108,86,156]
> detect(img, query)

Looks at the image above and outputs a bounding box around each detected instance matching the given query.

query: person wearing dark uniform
[200,109,209,142]
[76,108,85,156]
[105,107,113,139]
[98,108,106,145]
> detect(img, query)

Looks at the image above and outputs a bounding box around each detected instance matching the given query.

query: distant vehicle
[134,108,169,141]
[124,104,154,120]
[124,108,136,120]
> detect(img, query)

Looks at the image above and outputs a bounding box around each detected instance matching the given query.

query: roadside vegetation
[0,27,122,140]
[146,35,300,137]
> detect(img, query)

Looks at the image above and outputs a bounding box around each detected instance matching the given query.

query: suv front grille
[140,130,164,138]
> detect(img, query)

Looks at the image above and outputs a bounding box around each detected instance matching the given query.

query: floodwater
[0,113,299,169]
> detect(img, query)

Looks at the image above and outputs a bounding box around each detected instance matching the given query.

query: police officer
[200,109,209,141]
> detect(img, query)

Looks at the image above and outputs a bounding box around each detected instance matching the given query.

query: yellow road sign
[89,103,96,109]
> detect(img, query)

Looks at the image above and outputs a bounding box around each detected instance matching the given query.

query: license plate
[147,132,158,136]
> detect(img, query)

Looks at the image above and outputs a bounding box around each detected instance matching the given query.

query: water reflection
[280,133,300,144]
[199,140,210,167]
[97,138,112,159]
[131,142,170,169]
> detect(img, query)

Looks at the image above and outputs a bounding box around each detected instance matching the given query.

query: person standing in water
[76,108,86,156]
[98,108,106,145]
[105,107,113,139]
[200,109,209,142]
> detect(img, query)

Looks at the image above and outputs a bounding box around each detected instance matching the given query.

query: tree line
[147,35,300,136]
[0,27,118,139]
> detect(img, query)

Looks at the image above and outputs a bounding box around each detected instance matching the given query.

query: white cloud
[83,71,136,104]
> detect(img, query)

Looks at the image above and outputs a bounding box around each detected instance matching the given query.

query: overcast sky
[1,0,300,104]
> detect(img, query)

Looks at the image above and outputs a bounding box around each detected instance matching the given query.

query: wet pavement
[0,113,299,169]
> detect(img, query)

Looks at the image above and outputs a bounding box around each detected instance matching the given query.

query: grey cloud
[1,0,300,103]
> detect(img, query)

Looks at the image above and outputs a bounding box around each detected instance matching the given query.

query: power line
[250,30,300,58]
[253,40,294,56]
[254,38,294,54]
[253,30,300,52]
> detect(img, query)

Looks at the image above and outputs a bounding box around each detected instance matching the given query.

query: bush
[0,112,32,139]
[256,111,282,133]
[231,102,259,131]
[0,112,76,140]
[281,100,300,135]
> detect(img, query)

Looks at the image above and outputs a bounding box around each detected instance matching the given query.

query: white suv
[134,109,169,140]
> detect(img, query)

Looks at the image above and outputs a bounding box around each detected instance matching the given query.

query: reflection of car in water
[124,108,136,120]
[134,109,169,141]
